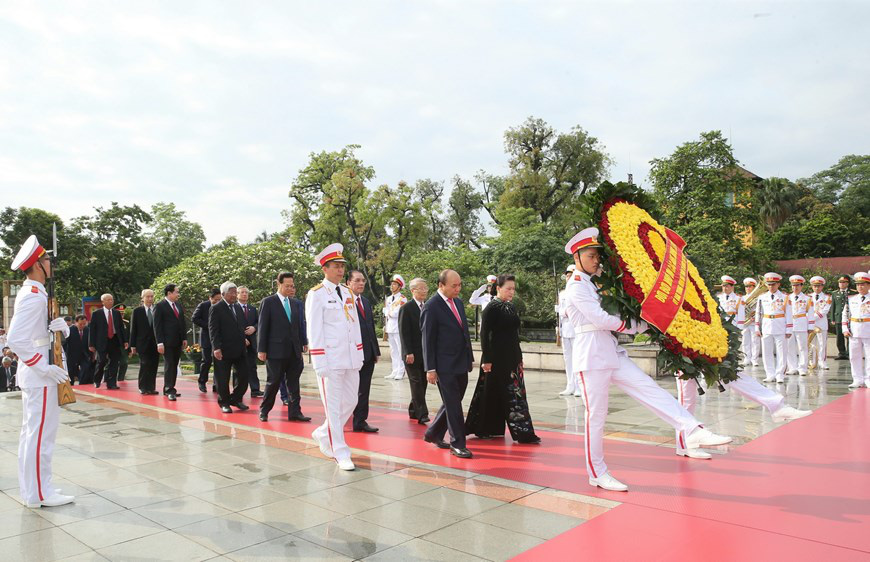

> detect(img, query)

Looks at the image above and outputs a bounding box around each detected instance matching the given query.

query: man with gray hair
[1,356,15,392]
[400,277,430,424]
[208,282,251,413]
[88,293,127,390]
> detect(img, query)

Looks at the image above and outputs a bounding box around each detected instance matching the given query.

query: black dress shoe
[198,382,207,393]
[147,390,159,395]
[288,414,312,422]
[424,434,450,449]
[259,413,268,422]
[475,434,493,440]
[107,385,120,390]
[282,399,289,406]
[517,435,542,444]
[117,376,125,381]
[233,402,250,411]
[353,423,379,433]
[418,417,430,425]
[221,405,232,414]
[450,446,473,458]
[94,383,101,389]
[251,391,264,398]
[167,393,177,401]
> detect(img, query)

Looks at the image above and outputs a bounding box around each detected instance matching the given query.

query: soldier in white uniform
[556,265,580,397]
[843,272,870,388]
[808,276,832,370]
[563,228,731,492]
[718,275,745,328]
[306,243,365,470]
[383,274,407,380]
[469,275,498,311]
[786,275,811,376]
[6,235,75,508]
[755,272,793,383]
[741,277,761,367]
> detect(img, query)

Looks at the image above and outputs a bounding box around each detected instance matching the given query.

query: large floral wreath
[583,181,741,386]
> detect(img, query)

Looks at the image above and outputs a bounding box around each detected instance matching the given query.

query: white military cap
[314,243,347,267]
[764,272,783,284]
[743,277,757,286]
[789,275,805,284]
[11,235,46,271]
[391,274,406,288]
[565,227,603,255]
[486,275,497,283]
[854,272,870,283]
[809,276,826,285]
[566,264,576,273]
[720,275,737,285]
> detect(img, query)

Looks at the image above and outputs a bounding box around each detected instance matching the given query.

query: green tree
[414,178,449,251]
[447,176,484,249]
[0,207,64,262]
[648,131,759,286]
[761,211,870,259]
[146,202,206,273]
[754,177,801,233]
[801,154,870,216]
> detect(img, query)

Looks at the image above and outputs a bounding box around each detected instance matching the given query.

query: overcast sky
[1,1,867,245]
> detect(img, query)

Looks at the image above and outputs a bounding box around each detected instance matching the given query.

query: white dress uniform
[787,290,811,376]
[307,245,364,467]
[562,229,726,490]
[755,275,793,383]
[6,236,73,508]
[469,275,497,311]
[717,292,745,327]
[842,272,870,388]
[557,281,578,396]
[741,279,761,367]
[808,278,832,370]
[383,275,407,380]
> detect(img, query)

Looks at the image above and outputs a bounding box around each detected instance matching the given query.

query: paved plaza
[0,355,856,561]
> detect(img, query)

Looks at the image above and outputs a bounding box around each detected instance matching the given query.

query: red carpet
[83,380,870,560]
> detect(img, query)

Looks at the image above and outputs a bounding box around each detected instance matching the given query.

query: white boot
[685,428,732,448]
[337,458,355,471]
[589,472,628,492]
[771,406,812,422]
[26,494,74,508]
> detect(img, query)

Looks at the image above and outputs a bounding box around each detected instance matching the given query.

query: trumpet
[807,326,823,371]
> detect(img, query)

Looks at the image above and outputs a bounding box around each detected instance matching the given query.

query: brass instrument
[741,278,767,323]
[807,326,823,372]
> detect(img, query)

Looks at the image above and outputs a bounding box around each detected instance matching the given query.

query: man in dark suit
[348,270,380,432]
[115,305,130,381]
[236,286,261,397]
[257,272,309,422]
[63,314,88,384]
[209,282,250,413]
[1,356,15,392]
[129,289,159,395]
[422,269,475,459]
[400,277,430,424]
[88,293,128,389]
[192,288,221,393]
[153,283,187,401]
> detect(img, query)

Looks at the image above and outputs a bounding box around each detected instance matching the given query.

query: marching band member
[755,273,793,383]
[718,275,745,328]
[809,276,832,370]
[843,272,870,389]
[6,235,74,508]
[383,274,407,380]
[556,265,580,397]
[786,275,811,376]
[469,275,498,311]
[741,278,761,366]
[306,243,364,470]
[563,228,731,492]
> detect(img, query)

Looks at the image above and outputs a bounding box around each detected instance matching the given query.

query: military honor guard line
[5,230,866,509]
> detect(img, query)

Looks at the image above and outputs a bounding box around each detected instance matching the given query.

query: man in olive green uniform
[831,275,855,360]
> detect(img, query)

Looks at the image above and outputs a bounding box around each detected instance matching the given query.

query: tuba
[741,278,767,323]
[807,326,823,371]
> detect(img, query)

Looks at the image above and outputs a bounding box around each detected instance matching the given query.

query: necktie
[171,302,179,318]
[283,297,293,323]
[241,305,247,319]
[447,298,463,327]
[230,303,237,318]
[147,307,153,325]
[107,310,115,339]
[357,297,365,319]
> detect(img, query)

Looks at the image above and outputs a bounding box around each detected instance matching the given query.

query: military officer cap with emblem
[391,274,405,288]
[565,227,604,255]
[721,275,737,286]
[854,272,870,284]
[764,272,782,285]
[314,243,347,267]
[789,275,805,285]
[810,276,826,286]
[11,235,47,272]
[486,274,497,284]
[743,277,757,287]
[566,264,576,274]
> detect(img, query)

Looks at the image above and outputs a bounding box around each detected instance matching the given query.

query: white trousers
[576,355,701,479]
[848,337,870,386]
[786,331,809,375]
[674,371,784,451]
[761,334,787,381]
[808,329,828,369]
[386,332,405,378]
[19,385,60,505]
[562,337,576,392]
[741,327,760,365]
[313,369,359,462]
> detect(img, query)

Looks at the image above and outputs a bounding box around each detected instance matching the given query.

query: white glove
[49,318,70,338]
[46,365,69,384]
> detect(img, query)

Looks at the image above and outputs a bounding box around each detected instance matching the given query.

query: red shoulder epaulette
[574,274,582,281]
[31,286,39,293]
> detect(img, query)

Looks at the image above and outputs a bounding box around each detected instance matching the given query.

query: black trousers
[118,351,128,381]
[214,354,249,407]
[424,372,468,449]
[137,348,159,392]
[78,356,94,385]
[95,337,121,387]
[352,359,376,429]
[260,355,304,417]
[197,345,213,384]
[162,345,181,394]
[66,358,80,384]
[406,361,429,421]
[835,324,849,357]
[232,350,259,392]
